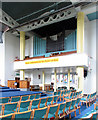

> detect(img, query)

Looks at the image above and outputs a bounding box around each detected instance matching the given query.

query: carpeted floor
[60,102,95,120]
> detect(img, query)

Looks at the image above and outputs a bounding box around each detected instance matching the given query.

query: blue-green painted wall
[87,11,98,21]
[64,30,77,51]
[33,35,46,57]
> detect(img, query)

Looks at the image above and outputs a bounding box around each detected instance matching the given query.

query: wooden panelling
[19,80,30,88]
[8,80,16,88]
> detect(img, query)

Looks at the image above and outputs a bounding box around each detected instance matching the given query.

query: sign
[25,58,59,64]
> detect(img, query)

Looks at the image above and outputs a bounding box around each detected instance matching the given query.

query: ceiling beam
[11,6,77,33]
[0,8,19,28]
[9,2,93,33]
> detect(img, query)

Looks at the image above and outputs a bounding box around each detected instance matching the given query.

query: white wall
[83,19,97,94]
[45,73,51,84]
[25,36,33,57]
[0,43,4,85]
[25,69,51,86]
[4,32,20,85]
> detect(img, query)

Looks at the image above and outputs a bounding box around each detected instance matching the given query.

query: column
[68,69,70,90]
[77,12,84,53]
[54,69,57,92]
[20,31,25,80]
[77,12,84,91]
[20,70,25,80]
[77,67,84,91]
[42,71,45,91]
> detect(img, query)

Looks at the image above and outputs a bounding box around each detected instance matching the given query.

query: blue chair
[18,100,31,112]
[94,103,98,112]
[35,94,41,99]
[61,91,64,97]
[75,98,81,108]
[64,100,71,115]
[29,94,36,100]
[11,96,20,103]
[0,97,9,104]
[54,92,57,96]
[46,104,58,119]
[73,92,76,98]
[81,94,91,107]
[47,97,53,106]
[0,113,12,120]
[39,98,47,108]
[64,92,73,100]
[60,91,64,101]
[90,93,94,104]
[58,102,66,119]
[69,99,77,119]
[14,110,32,120]
[67,90,71,94]
[78,91,82,97]
[21,95,29,101]
[90,92,96,105]
[32,107,47,120]
[52,95,58,104]
[57,91,61,96]
[64,90,67,95]
[57,87,61,90]
[70,99,76,110]
[63,87,67,90]
[3,102,18,115]
[91,112,98,120]
[75,92,78,97]
[0,104,3,116]
[75,98,81,114]
[61,87,63,90]
[31,99,40,109]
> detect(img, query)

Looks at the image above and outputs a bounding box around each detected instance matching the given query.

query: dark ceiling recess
[33,17,77,37]
[2,2,72,24]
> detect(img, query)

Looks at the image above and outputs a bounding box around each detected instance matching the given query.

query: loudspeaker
[84,69,88,78]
